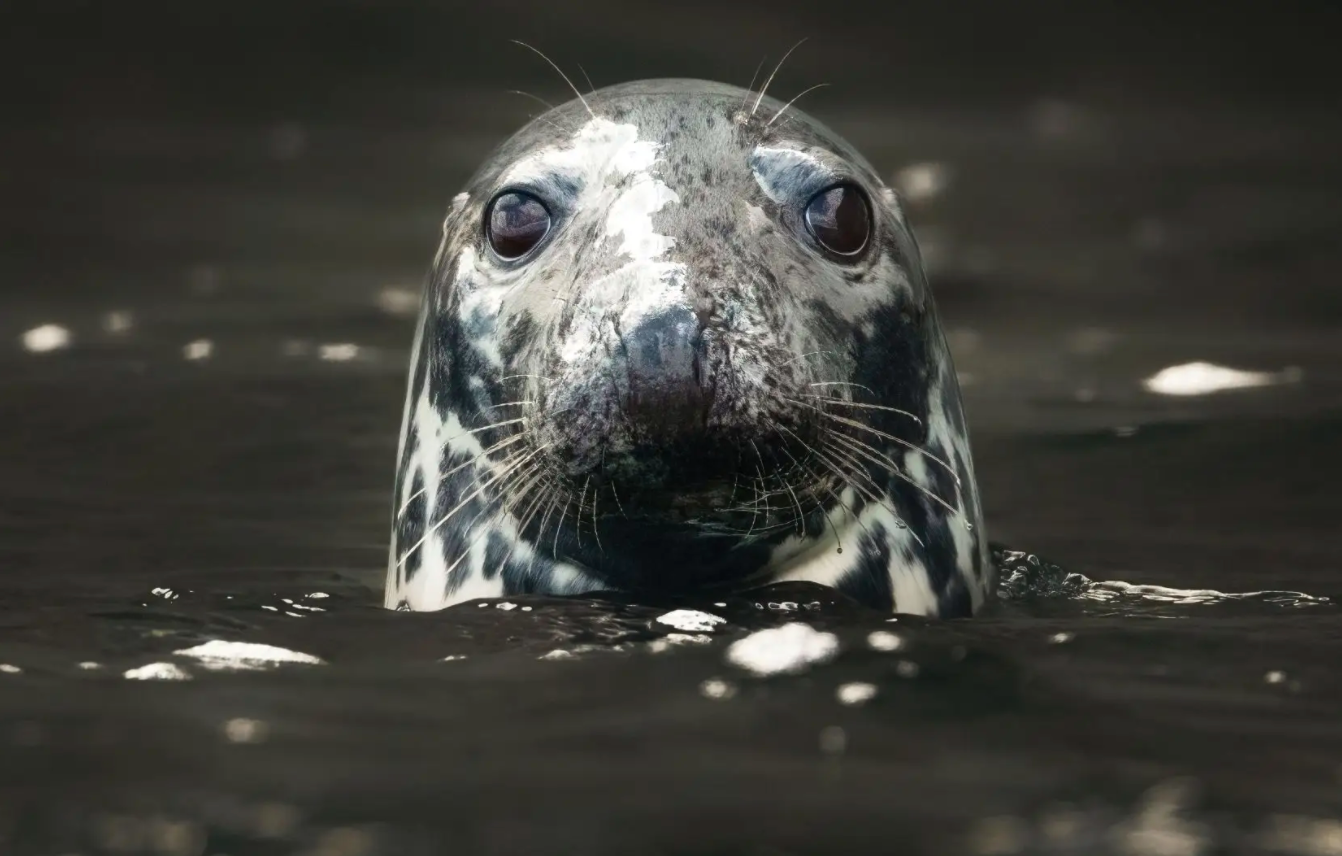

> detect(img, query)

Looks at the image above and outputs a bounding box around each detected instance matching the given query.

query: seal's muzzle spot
[621,304,709,434]
[386,79,993,617]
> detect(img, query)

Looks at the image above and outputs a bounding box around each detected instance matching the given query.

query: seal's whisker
[591,484,604,555]
[766,83,829,129]
[576,63,596,95]
[442,455,545,585]
[776,422,881,508]
[498,474,553,573]
[396,432,526,518]
[529,488,563,570]
[789,394,922,423]
[552,493,573,557]
[779,349,841,367]
[505,90,562,124]
[448,415,530,438]
[816,436,891,506]
[786,393,955,482]
[741,57,767,109]
[820,435,926,545]
[818,410,961,487]
[769,424,848,550]
[829,432,961,519]
[509,40,596,120]
[744,466,766,537]
[751,38,807,116]
[608,481,628,518]
[808,380,881,397]
[397,443,550,567]
[752,439,804,535]
[576,477,591,549]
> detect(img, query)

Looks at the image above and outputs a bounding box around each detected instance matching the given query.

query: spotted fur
[386,79,992,616]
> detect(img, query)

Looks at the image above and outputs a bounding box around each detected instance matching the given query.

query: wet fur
[386,80,992,616]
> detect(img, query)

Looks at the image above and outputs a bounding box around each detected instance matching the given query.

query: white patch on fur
[606,173,679,259]
[501,117,662,189]
[559,261,688,367]
[766,487,940,617]
[920,367,985,608]
[454,247,510,369]
[744,202,771,235]
[750,146,825,203]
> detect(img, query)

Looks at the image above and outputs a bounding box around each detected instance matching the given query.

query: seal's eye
[486,191,551,260]
[804,184,870,257]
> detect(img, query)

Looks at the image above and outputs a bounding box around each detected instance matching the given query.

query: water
[3,2,1342,853]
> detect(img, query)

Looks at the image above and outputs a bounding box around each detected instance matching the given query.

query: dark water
[3,2,1342,853]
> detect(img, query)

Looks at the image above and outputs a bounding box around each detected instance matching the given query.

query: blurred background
[2,4,1342,852]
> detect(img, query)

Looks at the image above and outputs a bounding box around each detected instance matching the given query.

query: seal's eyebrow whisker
[765,83,829,130]
[741,57,767,110]
[509,40,596,120]
[505,91,567,133]
[751,38,808,117]
[576,63,596,95]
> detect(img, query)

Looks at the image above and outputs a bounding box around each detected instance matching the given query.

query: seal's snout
[621,305,709,435]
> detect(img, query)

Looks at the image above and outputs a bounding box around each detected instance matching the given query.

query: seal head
[387,79,991,616]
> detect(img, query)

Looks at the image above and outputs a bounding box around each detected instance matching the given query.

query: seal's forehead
[476,78,877,189]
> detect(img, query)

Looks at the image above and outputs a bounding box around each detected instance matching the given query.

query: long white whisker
[396,432,527,518]
[741,57,767,109]
[396,443,550,567]
[752,38,807,116]
[510,40,596,120]
[830,432,961,519]
[766,83,829,129]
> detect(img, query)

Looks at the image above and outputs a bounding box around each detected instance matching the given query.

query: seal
[385,78,992,617]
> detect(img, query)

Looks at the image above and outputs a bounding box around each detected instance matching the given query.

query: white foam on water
[1141,361,1300,396]
[699,678,736,700]
[21,324,71,352]
[725,623,839,677]
[1084,580,1328,607]
[648,633,713,653]
[173,640,325,672]
[124,662,192,681]
[655,610,726,633]
[319,343,360,362]
[866,631,904,652]
[183,339,214,361]
[836,682,878,706]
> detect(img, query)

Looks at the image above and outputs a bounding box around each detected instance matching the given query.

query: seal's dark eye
[804,184,870,257]
[486,191,551,260]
